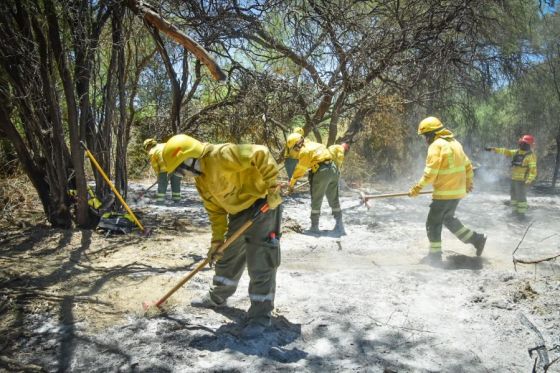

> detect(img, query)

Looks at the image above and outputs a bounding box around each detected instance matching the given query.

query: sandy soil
[1,179,559,372]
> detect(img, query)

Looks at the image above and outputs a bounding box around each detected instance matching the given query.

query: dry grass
[0,174,45,230]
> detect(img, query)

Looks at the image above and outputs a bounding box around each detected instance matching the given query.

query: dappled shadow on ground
[188,314,307,364]
[0,225,209,371]
[296,316,488,372]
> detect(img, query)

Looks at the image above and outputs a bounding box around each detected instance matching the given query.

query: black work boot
[472,233,487,257]
[333,216,346,235]
[308,215,320,234]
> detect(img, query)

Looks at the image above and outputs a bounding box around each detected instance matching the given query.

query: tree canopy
[1,0,559,227]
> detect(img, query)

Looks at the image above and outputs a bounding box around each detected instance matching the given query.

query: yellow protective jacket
[289,141,333,187]
[417,130,473,200]
[195,143,280,241]
[328,144,345,169]
[494,148,537,182]
[149,144,167,174]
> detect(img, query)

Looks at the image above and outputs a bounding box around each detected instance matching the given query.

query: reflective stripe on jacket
[494,148,537,182]
[418,132,473,200]
[289,141,333,187]
[149,144,167,173]
[195,143,280,241]
[328,144,345,170]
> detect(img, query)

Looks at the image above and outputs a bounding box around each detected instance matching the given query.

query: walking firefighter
[162,134,283,338]
[409,116,487,266]
[143,138,182,203]
[485,134,537,217]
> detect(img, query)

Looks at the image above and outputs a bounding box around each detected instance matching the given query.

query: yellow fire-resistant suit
[195,143,283,326]
[493,148,537,214]
[290,141,341,227]
[328,144,346,170]
[149,143,181,202]
[149,143,167,173]
[289,141,333,187]
[415,130,484,254]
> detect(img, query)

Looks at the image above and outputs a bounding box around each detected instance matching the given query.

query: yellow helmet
[286,133,304,150]
[293,127,304,136]
[418,116,443,135]
[143,138,157,151]
[162,134,205,173]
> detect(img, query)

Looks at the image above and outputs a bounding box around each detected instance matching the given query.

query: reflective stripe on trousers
[209,202,282,325]
[426,199,479,251]
[429,241,442,253]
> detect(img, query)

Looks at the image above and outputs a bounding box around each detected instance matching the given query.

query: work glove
[266,189,283,209]
[408,184,422,197]
[484,147,494,152]
[207,240,224,267]
[467,182,474,193]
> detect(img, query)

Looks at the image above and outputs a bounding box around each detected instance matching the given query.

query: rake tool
[81,141,149,235]
[132,180,158,202]
[142,201,272,312]
[360,190,432,209]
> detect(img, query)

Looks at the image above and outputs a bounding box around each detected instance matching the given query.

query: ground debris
[513,282,538,303]
[282,216,304,233]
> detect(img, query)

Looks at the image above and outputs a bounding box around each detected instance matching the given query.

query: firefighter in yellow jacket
[485,135,537,217]
[328,143,350,170]
[287,133,344,235]
[162,134,283,338]
[409,117,486,265]
[284,127,306,179]
[143,138,182,203]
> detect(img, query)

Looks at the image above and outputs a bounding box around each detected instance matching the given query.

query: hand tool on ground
[361,190,432,208]
[132,180,158,202]
[81,141,148,235]
[142,201,272,312]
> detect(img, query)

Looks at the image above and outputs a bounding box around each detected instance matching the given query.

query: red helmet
[518,134,535,145]
[341,143,350,152]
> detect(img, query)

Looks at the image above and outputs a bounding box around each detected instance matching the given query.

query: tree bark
[553,132,560,188]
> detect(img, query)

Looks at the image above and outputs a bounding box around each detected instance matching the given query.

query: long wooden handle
[81,141,145,231]
[364,190,432,200]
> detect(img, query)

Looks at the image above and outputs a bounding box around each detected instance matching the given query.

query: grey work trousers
[209,201,282,326]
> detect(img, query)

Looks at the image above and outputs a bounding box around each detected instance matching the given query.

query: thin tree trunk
[113,6,128,199]
[553,133,560,188]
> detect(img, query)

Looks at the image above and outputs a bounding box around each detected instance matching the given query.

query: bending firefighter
[284,127,305,179]
[143,138,182,203]
[286,133,345,235]
[162,134,283,338]
[409,117,486,265]
[485,135,537,217]
[328,143,350,170]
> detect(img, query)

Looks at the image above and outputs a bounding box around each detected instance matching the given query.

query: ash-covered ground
[1,179,559,372]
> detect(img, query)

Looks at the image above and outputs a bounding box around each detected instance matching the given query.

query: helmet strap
[175,158,203,177]
[424,132,436,144]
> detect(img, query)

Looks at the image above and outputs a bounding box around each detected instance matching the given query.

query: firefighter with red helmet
[486,134,537,217]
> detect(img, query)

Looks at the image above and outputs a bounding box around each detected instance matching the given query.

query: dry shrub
[344,96,413,183]
[0,174,45,229]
